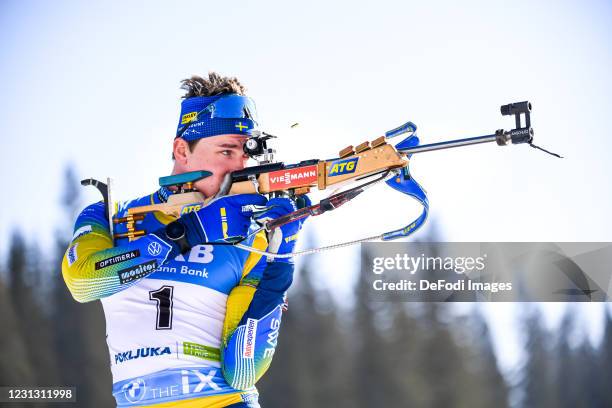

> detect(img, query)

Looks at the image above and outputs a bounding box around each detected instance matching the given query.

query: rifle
[83,101,560,257]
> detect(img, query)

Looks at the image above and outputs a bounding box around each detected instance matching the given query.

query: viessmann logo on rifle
[268,165,317,189]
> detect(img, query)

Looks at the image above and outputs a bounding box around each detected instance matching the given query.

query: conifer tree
[351,246,395,407]
[520,305,556,408]
[0,272,33,386]
[455,306,509,408]
[599,306,612,407]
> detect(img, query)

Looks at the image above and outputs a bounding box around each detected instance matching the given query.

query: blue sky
[1,0,611,373]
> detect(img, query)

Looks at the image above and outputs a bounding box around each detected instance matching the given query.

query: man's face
[175,134,249,198]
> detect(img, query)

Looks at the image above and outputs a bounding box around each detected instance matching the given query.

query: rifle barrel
[397,133,497,154]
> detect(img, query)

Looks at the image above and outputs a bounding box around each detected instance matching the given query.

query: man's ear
[173,138,189,165]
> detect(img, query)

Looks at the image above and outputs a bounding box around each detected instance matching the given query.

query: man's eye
[221,150,232,156]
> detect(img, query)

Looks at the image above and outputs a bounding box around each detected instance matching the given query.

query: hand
[180,194,268,245]
[255,195,311,262]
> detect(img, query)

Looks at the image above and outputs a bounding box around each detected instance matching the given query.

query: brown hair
[180,72,246,98]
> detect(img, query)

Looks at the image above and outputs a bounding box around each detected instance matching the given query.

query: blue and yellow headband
[176,94,259,141]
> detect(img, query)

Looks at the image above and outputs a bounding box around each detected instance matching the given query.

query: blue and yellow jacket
[62,188,291,407]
